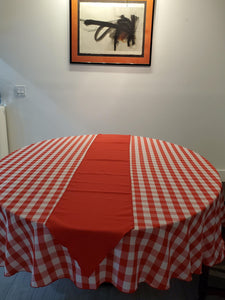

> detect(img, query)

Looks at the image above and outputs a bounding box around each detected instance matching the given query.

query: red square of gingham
[0,135,224,293]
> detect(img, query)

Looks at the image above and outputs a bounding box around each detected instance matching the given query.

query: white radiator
[0,106,9,159]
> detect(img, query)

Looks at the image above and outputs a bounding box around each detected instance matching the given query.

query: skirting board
[218,170,225,182]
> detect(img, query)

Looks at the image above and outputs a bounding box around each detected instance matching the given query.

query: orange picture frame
[70,0,154,66]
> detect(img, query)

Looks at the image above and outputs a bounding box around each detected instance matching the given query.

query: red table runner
[46,134,133,276]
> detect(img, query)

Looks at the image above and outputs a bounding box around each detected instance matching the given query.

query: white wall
[0,0,225,179]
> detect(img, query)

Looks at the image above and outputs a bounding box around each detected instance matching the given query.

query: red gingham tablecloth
[0,134,224,292]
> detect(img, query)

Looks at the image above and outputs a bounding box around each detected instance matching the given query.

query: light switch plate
[14,85,26,97]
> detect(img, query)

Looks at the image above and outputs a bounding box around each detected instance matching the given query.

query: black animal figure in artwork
[84,15,138,51]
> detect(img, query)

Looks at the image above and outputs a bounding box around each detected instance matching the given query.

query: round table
[0,134,224,292]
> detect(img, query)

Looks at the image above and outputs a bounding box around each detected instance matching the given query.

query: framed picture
[70,0,154,66]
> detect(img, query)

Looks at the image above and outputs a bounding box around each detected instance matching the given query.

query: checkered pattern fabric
[0,135,224,292]
[0,135,96,223]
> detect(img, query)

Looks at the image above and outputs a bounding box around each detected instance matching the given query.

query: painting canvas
[70,0,154,65]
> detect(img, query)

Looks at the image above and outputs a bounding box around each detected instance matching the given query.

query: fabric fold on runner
[46,134,133,276]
